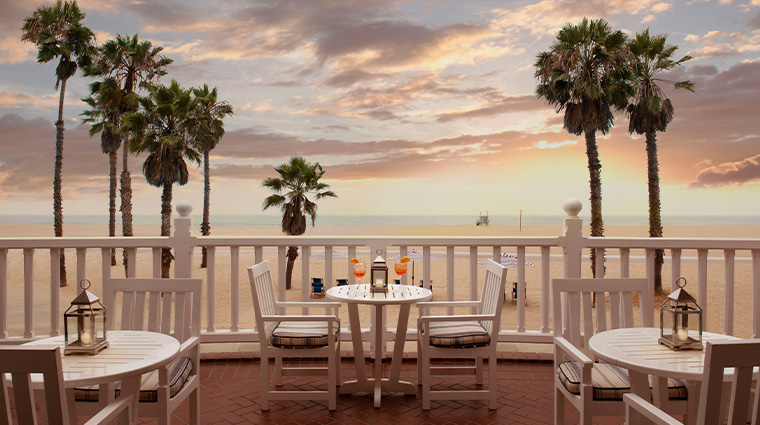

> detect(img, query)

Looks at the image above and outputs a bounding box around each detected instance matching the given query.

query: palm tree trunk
[120,138,133,275]
[646,130,664,294]
[200,149,210,268]
[585,131,605,277]
[54,78,67,287]
[285,246,298,290]
[109,151,117,266]
[160,183,173,278]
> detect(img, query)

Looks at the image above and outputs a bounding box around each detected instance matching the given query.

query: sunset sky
[1,0,759,220]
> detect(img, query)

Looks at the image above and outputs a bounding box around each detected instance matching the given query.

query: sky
[0,0,759,220]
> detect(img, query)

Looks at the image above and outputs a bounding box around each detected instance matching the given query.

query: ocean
[1,214,759,226]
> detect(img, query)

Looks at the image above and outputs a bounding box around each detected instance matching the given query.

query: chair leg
[488,355,497,410]
[189,386,200,425]
[328,350,337,410]
[554,385,564,425]
[417,339,423,387]
[274,357,283,386]
[261,356,270,411]
[476,356,484,386]
[422,350,431,410]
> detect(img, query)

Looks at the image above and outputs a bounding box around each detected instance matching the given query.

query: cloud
[0,91,60,110]
[0,37,36,64]
[684,29,760,60]
[689,153,760,187]
[520,140,578,150]
[435,95,545,122]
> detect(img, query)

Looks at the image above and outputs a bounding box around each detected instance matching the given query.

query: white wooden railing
[0,199,758,354]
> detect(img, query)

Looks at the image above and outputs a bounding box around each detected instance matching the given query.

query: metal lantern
[64,279,109,355]
[659,277,703,350]
[370,253,388,293]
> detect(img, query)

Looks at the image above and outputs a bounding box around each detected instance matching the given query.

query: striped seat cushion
[271,321,339,348]
[74,356,193,403]
[427,321,490,348]
[557,361,688,400]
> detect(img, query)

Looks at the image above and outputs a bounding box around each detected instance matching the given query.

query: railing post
[173,204,194,278]
[563,199,583,279]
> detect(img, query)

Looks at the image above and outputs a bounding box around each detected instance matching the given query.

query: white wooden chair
[0,346,134,425]
[624,339,760,425]
[74,278,202,425]
[416,259,508,410]
[248,261,341,410]
[553,278,688,425]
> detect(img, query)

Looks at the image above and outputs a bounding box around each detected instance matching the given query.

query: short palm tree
[85,34,172,273]
[535,17,632,275]
[262,157,337,289]
[81,77,134,265]
[627,29,694,294]
[22,0,95,286]
[192,84,233,268]
[124,80,200,278]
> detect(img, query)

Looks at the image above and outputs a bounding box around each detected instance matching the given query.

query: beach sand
[2,222,758,344]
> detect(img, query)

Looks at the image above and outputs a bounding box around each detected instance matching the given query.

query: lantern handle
[79,279,92,291]
[676,276,687,289]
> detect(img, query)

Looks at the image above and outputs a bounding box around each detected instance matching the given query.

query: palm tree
[21,0,95,286]
[262,157,337,289]
[124,80,200,278]
[534,17,632,275]
[85,34,172,273]
[627,29,694,294]
[192,84,233,268]
[81,77,134,265]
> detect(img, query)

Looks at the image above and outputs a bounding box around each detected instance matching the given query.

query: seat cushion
[271,321,339,348]
[557,361,688,400]
[74,356,193,403]
[427,321,490,348]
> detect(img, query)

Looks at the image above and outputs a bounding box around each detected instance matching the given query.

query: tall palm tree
[627,29,694,294]
[21,0,95,286]
[262,157,337,289]
[124,80,200,278]
[81,77,134,265]
[192,84,233,268]
[85,34,172,273]
[535,17,632,275]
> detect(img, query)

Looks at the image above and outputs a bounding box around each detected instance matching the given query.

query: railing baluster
[152,247,161,278]
[423,246,431,290]
[302,245,310,315]
[348,246,357,284]
[126,248,137,277]
[697,249,708,328]
[277,246,286,305]
[753,250,759,338]
[24,248,34,339]
[620,248,630,277]
[231,246,240,332]
[541,246,550,333]
[206,246,216,332]
[724,249,735,335]
[517,246,526,333]
[0,249,6,339]
[469,246,477,314]
[671,249,682,291]
[446,246,454,315]
[50,249,60,337]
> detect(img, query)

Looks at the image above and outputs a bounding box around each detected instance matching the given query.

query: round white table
[24,330,180,424]
[326,284,432,408]
[589,327,739,425]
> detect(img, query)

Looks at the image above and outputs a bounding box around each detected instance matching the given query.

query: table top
[326,284,432,306]
[589,327,739,381]
[24,330,180,387]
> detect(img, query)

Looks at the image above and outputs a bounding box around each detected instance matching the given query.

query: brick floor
[132,354,626,425]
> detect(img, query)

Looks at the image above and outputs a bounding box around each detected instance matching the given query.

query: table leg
[629,370,651,403]
[120,375,141,425]
[686,381,700,425]
[388,304,410,384]
[339,303,368,395]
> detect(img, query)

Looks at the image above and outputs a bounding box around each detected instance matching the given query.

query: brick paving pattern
[131,352,626,425]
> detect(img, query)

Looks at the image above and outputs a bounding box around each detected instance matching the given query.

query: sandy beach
[2,222,758,341]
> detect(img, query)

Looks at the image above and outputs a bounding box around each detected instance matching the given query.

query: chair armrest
[418,314,496,323]
[275,301,341,309]
[178,336,199,356]
[417,301,480,309]
[83,393,134,425]
[623,393,683,425]
[262,315,338,323]
[554,336,592,366]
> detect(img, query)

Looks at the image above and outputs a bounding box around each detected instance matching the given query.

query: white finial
[176,203,192,217]
[563,198,582,217]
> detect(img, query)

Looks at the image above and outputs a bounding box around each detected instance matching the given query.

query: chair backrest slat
[697,340,760,425]
[103,278,202,343]
[248,261,278,340]
[552,278,650,356]
[479,260,508,335]
[0,346,68,425]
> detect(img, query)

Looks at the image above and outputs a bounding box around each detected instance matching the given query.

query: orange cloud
[689,154,760,188]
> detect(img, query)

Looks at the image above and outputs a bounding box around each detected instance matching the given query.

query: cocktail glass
[353,261,366,282]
